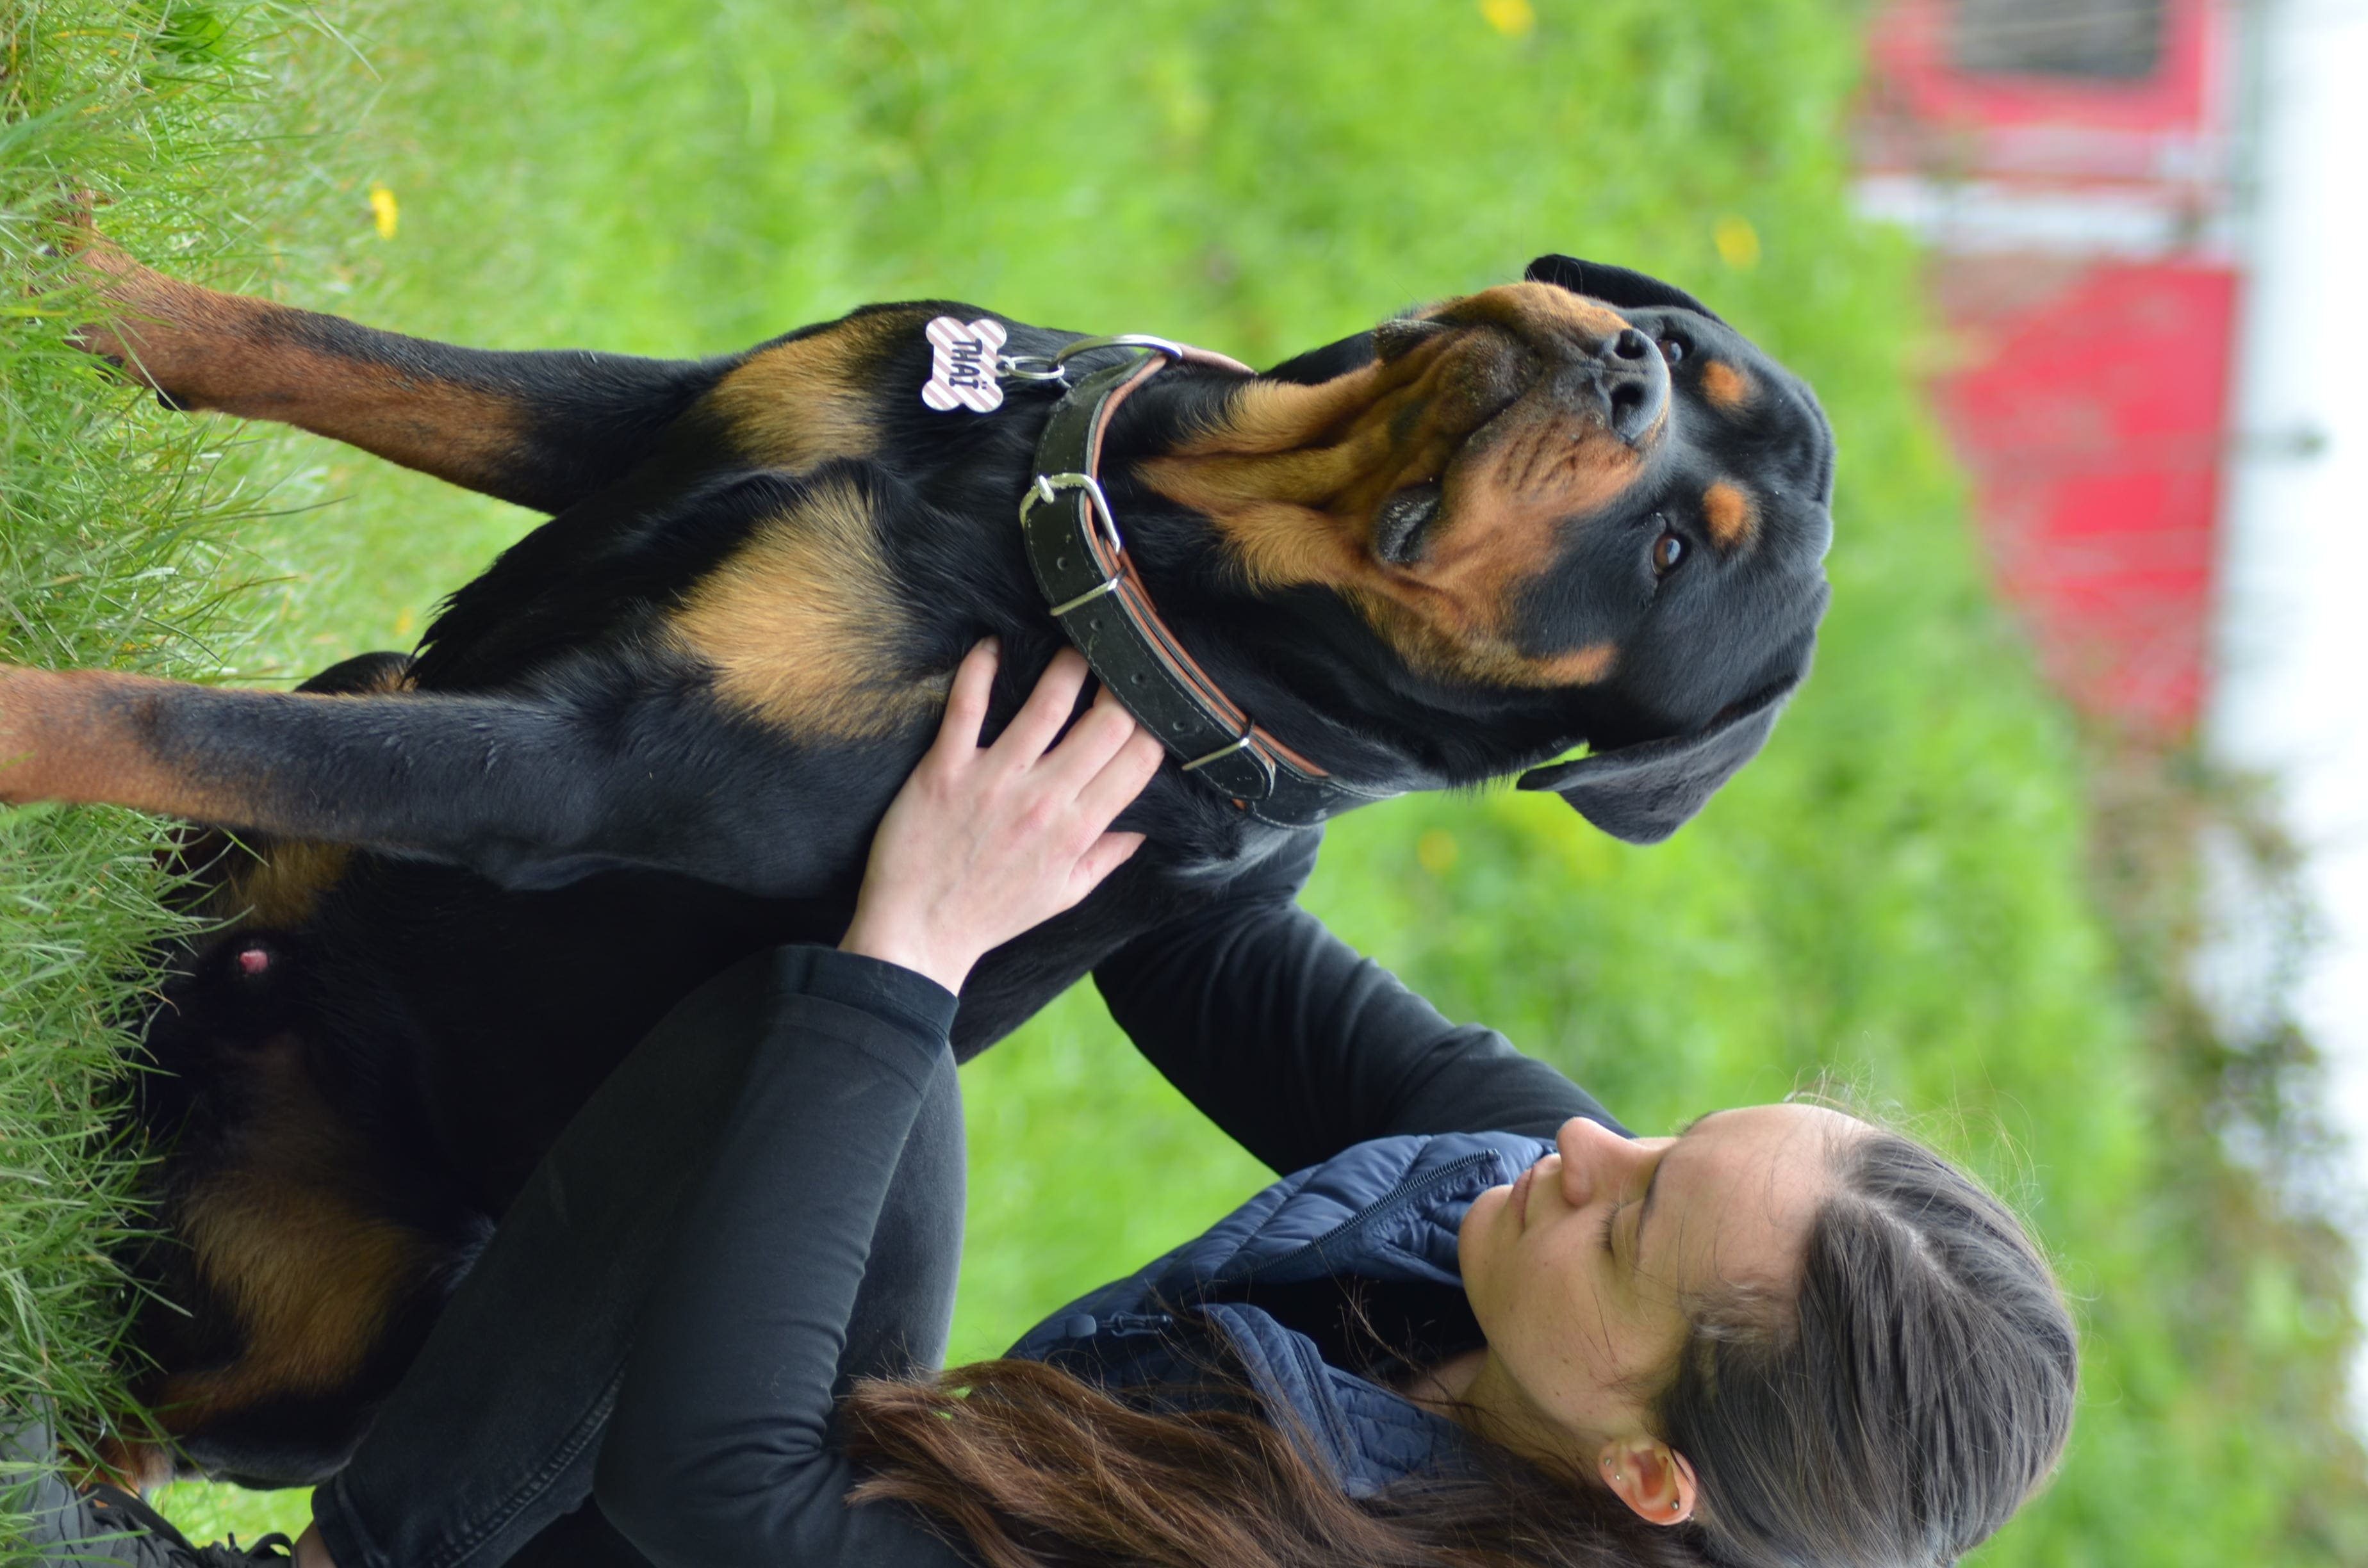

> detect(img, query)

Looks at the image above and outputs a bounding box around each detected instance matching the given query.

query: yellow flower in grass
[368,184,399,241]
[1714,215,1760,270]
[1481,0,1535,38]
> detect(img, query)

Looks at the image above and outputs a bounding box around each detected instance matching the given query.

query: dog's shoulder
[655,460,957,744]
[409,302,1083,707]
[698,302,934,473]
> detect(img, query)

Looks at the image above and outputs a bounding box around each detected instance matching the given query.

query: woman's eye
[1652,532,1686,575]
[1657,338,1687,366]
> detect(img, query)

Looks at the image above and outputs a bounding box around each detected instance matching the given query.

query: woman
[10,645,2075,1568]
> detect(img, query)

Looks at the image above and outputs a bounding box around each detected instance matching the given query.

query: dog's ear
[1524,254,1724,325]
[1515,682,1794,845]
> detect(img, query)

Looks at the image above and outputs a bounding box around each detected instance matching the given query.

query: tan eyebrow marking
[1532,640,1618,686]
[1700,360,1755,412]
[1703,481,1759,551]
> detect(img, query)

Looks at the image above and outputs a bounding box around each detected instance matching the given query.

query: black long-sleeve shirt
[596,946,972,1567]
[597,833,1616,1565]
[1096,831,1620,1168]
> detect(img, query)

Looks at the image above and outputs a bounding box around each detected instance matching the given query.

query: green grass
[0,3,377,1557]
[8,0,2367,1562]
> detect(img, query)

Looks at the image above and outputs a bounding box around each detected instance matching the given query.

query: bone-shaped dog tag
[922,316,1008,412]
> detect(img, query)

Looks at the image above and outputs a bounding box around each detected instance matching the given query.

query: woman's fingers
[992,648,1090,763]
[1073,726,1165,830]
[931,640,999,759]
[935,651,1160,829]
[1071,830,1147,896]
[1032,683,1146,794]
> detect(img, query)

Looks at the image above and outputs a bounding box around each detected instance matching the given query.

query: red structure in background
[1856,0,2243,735]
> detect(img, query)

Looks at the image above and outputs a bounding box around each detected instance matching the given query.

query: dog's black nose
[1599,334,1670,445]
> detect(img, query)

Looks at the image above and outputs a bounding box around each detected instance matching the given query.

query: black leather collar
[1017,350,1396,829]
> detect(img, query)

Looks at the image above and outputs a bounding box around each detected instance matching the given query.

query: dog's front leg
[0,665,909,896]
[65,238,733,515]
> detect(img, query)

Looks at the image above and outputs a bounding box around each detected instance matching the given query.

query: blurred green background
[4,0,2365,1560]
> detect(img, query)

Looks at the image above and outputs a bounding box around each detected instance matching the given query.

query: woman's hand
[839,642,1164,993]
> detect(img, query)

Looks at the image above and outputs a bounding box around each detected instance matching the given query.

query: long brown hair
[843,1355,1710,1568]
[844,1129,2076,1568]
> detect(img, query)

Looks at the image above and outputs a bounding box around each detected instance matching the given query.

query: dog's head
[1134,254,1834,844]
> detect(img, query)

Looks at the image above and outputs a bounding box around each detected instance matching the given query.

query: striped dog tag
[922,316,1008,412]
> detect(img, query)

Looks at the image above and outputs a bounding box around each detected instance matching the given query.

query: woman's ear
[1597,1437,1699,1526]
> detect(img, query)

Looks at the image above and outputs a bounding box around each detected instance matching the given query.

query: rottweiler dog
[8,237,1833,1486]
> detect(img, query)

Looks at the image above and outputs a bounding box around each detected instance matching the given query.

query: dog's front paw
[48,202,207,410]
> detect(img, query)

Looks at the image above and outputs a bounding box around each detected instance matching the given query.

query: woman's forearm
[593,947,961,1568]
[1096,837,1620,1171]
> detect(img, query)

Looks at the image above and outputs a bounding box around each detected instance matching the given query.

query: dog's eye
[1652,531,1686,575]
[1657,338,1687,366]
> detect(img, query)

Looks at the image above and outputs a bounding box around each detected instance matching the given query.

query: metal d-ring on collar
[1014,339,1399,829]
[999,334,1190,386]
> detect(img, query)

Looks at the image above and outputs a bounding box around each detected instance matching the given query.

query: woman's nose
[1554,1115,1649,1207]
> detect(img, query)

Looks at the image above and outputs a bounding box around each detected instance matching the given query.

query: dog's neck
[1075,365,1586,801]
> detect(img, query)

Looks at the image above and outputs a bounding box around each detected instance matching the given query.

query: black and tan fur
[7,238,1835,1486]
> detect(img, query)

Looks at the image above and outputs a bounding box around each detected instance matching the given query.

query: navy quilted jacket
[1008,1131,1555,1498]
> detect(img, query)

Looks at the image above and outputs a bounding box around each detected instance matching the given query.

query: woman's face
[1458,1104,1860,1458]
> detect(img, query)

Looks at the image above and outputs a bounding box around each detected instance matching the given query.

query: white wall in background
[2210,0,2368,1414]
